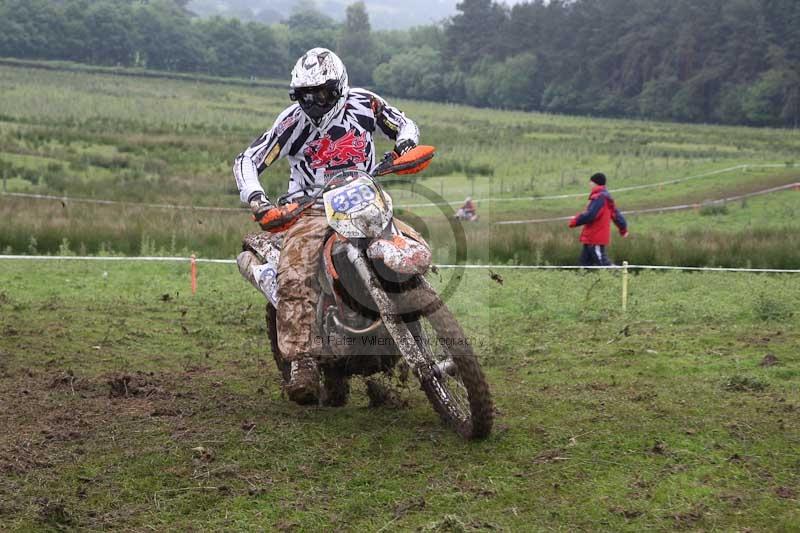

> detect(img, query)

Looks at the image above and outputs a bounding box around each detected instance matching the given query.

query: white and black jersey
[233,88,419,204]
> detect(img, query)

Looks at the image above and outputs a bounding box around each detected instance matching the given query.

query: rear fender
[242,232,282,262]
[240,232,282,306]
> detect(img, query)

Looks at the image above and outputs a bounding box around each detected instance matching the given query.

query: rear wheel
[268,303,350,407]
[321,368,350,407]
[397,281,493,439]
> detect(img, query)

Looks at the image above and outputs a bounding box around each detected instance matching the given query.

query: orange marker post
[190,254,197,295]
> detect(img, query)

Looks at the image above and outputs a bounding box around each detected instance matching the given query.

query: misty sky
[189,0,530,30]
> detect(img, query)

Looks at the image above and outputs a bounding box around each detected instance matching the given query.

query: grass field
[1,63,799,528]
[1,63,797,206]
[0,260,798,530]
[1,62,800,266]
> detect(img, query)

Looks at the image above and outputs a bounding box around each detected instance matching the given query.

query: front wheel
[397,281,493,439]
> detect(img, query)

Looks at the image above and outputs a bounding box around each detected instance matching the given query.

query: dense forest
[0,0,798,127]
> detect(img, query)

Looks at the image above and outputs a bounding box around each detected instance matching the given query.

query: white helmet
[289,48,349,129]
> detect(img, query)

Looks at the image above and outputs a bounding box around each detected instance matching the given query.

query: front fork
[344,244,431,377]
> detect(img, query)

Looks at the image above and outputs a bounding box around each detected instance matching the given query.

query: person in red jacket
[568,173,628,266]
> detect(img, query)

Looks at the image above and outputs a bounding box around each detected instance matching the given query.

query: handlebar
[256,145,437,233]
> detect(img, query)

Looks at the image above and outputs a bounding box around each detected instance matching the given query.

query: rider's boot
[286,356,321,405]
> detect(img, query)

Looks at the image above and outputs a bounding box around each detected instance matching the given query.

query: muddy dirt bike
[239,146,493,439]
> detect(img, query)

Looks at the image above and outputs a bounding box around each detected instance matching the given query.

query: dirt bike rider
[233,48,421,405]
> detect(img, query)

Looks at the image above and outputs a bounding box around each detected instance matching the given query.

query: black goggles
[289,81,341,109]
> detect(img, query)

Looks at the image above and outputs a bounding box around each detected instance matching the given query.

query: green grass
[1,61,800,266]
[632,190,800,233]
[0,61,798,207]
[0,260,798,530]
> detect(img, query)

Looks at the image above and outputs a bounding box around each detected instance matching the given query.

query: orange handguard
[395,145,435,175]
[254,202,308,233]
[376,145,436,176]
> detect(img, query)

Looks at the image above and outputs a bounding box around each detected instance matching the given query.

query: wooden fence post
[622,260,629,312]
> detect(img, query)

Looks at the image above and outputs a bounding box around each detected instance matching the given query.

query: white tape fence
[0,191,244,212]
[2,255,797,310]
[497,181,800,225]
[2,162,797,212]
[1,254,799,273]
[397,162,799,209]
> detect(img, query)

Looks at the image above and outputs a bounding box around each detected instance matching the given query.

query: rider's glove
[393,139,416,157]
[248,192,274,225]
[568,216,578,228]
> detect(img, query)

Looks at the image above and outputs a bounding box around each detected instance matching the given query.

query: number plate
[328,180,379,214]
[323,175,393,239]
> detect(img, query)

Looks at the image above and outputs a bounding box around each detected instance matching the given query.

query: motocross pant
[276,212,427,363]
[276,210,329,362]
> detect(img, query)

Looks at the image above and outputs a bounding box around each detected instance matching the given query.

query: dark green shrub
[723,375,768,392]
[753,293,794,321]
[699,201,729,216]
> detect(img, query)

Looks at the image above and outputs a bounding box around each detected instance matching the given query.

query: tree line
[0,0,798,127]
